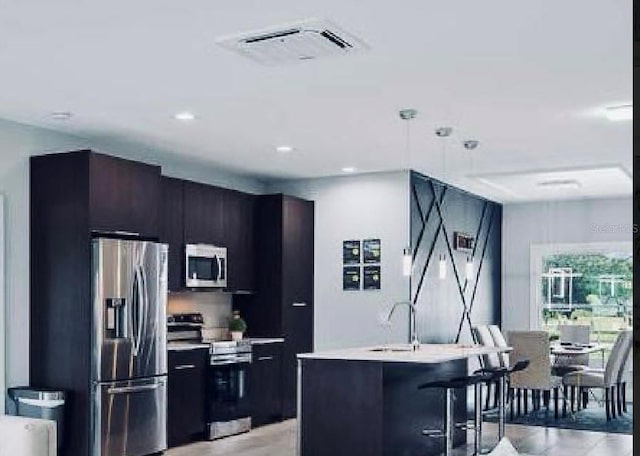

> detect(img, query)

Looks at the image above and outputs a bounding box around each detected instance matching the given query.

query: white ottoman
[0,415,57,456]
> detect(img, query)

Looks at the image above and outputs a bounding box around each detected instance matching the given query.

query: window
[531,242,632,366]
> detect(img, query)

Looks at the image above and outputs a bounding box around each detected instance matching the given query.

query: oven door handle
[210,359,252,366]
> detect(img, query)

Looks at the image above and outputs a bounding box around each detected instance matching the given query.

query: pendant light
[403,247,413,277]
[399,109,417,277]
[435,126,453,281]
[438,254,447,280]
[462,136,479,282]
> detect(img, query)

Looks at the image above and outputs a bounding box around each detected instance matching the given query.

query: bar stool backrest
[507,331,553,390]
[473,325,501,370]
[488,325,510,368]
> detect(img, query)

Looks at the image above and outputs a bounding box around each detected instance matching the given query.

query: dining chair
[472,325,502,409]
[562,330,632,421]
[558,324,590,366]
[488,325,510,369]
[615,332,633,414]
[507,331,563,419]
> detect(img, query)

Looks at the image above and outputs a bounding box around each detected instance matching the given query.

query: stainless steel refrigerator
[91,237,168,456]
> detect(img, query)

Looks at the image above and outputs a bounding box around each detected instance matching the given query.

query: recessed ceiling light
[276,145,294,153]
[50,111,72,120]
[341,167,357,174]
[536,179,582,189]
[605,104,632,121]
[174,111,196,121]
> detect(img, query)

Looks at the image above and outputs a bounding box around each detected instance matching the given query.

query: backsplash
[167,292,232,340]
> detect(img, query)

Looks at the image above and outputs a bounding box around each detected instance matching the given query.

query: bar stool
[418,372,494,456]
[475,359,530,439]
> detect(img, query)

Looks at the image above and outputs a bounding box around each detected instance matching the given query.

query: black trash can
[8,387,66,450]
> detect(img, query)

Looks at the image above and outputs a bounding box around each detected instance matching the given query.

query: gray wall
[270,172,411,350]
[0,117,266,392]
[502,197,633,331]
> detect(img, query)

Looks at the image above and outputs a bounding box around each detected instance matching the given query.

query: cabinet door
[251,343,283,427]
[159,177,185,292]
[168,349,208,447]
[282,304,313,418]
[184,182,225,245]
[89,153,161,238]
[224,190,255,292]
[282,196,314,315]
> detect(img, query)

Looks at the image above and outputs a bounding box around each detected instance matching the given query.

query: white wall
[502,197,633,331]
[0,117,266,396]
[0,197,5,414]
[168,292,233,341]
[270,171,411,350]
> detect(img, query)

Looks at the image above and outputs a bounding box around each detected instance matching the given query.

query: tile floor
[166,420,633,456]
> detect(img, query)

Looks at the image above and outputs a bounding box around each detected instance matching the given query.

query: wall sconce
[402,247,412,277]
[438,254,447,280]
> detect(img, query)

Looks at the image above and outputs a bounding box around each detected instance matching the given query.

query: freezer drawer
[92,376,167,456]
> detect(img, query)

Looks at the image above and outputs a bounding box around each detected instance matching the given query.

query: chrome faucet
[385,301,420,351]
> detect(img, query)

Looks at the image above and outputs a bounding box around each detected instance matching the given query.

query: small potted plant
[228,310,247,341]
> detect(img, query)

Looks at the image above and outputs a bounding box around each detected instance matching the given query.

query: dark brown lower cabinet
[251,343,284,427]
[168,348,208,447]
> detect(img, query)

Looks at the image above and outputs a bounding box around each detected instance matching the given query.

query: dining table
[551,342,606,367]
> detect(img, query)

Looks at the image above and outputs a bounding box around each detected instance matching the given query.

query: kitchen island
[297,344,510,456]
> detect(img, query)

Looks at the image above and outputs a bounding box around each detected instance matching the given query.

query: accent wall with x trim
[410,171,502,344]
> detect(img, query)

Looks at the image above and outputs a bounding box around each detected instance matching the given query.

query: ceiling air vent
[216,19,369,65]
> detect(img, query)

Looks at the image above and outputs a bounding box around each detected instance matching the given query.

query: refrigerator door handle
[139,263,149,354]
[132,266,145,357]
[106,383,162,395]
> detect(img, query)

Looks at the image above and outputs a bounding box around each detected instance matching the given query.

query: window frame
[529,241,632,330]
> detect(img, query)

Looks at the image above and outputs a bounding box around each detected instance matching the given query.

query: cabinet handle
[113,231,141,237]
[258,356,274,361]
[292,302,307,307]
[174,364,196,370]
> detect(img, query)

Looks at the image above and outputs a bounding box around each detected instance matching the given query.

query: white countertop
[167,338,284,351]
[167,342,210,351]
[297,343,510,364]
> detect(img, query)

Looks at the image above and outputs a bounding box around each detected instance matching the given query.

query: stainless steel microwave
[185,244,227,288]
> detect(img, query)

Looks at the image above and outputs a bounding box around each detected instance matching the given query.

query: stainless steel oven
[185,244,227,288]
[207,341,252,439]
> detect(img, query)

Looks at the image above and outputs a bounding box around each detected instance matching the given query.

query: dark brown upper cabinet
[184,181,225,245]
[88,152,161,238]
[159,177,185,292]
[167,179,255,292]
[223,189,255,292]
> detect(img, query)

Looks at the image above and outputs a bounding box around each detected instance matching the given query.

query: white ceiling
[0,0,632,202]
